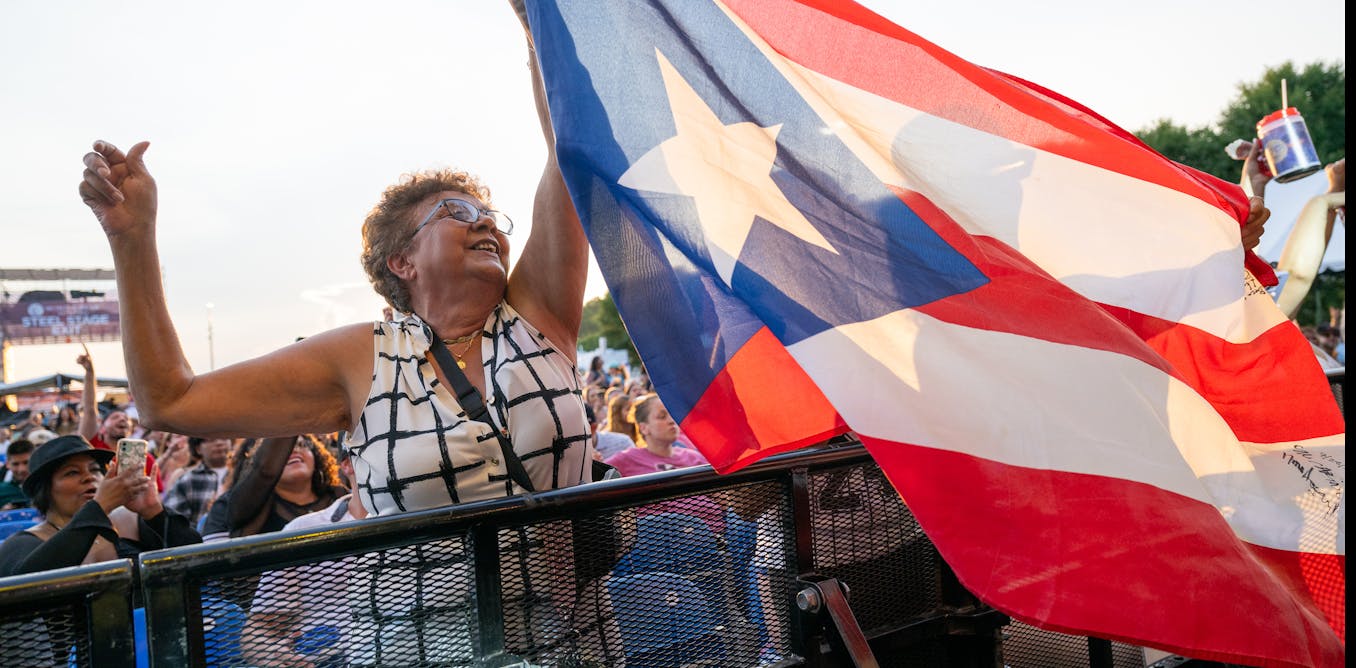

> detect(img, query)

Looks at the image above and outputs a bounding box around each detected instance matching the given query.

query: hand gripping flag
[523,1,1345,664]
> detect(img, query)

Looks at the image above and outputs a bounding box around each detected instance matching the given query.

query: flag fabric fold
[524,1,1345,665]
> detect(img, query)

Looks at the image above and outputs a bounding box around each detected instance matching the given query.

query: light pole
[206,303,216,371]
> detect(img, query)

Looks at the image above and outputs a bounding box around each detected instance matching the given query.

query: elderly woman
[0,435,201,576]
[77,26,590,519]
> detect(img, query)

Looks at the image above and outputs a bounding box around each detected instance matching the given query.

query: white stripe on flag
[788,308,1343,555]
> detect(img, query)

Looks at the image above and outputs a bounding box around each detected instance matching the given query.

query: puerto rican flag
[524,1,1345,665]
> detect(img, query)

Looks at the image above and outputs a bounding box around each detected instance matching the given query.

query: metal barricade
[0,441,1173,667]
[1327,368,1344,414]
[0,559,137,667]
[132,444,1008,666]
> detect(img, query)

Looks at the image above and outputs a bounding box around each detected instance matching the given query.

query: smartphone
[116,438,148,476]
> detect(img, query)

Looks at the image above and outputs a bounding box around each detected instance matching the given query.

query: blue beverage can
[1256,107,1322,183]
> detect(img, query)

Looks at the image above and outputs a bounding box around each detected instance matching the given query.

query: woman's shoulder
[498,301,576,362]
[0,528,42,550]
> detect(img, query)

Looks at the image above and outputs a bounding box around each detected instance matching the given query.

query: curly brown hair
[301,434,342,495]
[360,169,492,314]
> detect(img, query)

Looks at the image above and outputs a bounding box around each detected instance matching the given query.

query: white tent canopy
[1253,169,1345,274]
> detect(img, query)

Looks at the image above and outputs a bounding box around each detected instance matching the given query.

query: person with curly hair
[199,435,344,540]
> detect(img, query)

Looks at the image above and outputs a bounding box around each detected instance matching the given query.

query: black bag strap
[428,332,537,493]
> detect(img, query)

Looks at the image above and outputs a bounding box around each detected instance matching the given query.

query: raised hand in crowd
[122,460,165,519]
[79,141,157,238]
[1238,139,1272,251]
[92,458,151,516]
[1326,157,1345,194]
[157,433,193,490]
[1324,158,1345,227]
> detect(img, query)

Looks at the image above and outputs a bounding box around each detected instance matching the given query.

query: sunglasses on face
[412,197,515,238]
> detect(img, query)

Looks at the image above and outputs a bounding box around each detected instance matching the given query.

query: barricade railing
[1327,368,1343,414]
[4,441,1152,667]
[0,558,137,667]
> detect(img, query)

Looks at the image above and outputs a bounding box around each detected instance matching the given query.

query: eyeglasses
[411,197,515,238]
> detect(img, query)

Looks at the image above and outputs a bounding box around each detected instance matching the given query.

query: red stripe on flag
[891,186,1341,444]
[1102,303,1344,443]
[889,186,1181,377]
[681,326,846,472]
[859,435,1345,667]
[725,0,1240,215]
[1248,543,1347,644]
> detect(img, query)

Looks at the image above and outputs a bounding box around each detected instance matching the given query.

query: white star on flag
[618,49,838,288]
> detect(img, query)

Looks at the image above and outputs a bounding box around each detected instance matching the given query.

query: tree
[1138,61,1344,183]
[1137,61,1345,329]
[577,293,640,365]
[1136,118,1225,178]
[1213,61,1346,173]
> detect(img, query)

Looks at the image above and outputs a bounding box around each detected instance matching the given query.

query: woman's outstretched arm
[79,141,371,438]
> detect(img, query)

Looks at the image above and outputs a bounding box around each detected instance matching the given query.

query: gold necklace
[442,332,478,345]
[445,331,481,369]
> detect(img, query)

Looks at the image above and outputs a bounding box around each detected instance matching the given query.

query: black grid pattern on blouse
[349,305,590,515]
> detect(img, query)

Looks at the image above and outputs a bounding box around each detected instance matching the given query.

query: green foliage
[1137,118,1227,177]
[1137,61,1345,325]
[1213,61,1346,172]
[577,293,641,365]
[1295,271,1346,329]
[1136,61,1344,182]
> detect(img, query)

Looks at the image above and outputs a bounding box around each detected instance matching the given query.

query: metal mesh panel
[1329,374,1343,414]
[199,535,473,667]
[808,462,941,634]
[0,601,91,667]
[1001,620,1146,668]
[498,481,796,667]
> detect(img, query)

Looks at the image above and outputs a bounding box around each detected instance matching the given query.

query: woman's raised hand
[79,140,157,238]
[124,460,165,519]
[93,458,152,516]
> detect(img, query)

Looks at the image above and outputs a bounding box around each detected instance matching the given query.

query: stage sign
[0,298,121,345]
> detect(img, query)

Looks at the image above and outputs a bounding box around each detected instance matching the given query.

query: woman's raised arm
[79,141,371,438]
[503,5,590,359]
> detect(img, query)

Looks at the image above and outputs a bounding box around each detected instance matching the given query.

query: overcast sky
[0,0,1345,382]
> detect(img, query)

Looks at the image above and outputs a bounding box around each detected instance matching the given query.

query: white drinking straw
[1281,79,1288,110]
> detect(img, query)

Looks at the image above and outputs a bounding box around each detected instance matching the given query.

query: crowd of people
[0,349,717,531]
[0,4,746,662]
[0,3,1342,662]
[0,350,362,571]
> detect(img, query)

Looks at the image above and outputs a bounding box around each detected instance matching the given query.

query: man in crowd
[0,439,34,508]
[76,349,160,489]
[162,437,232,526]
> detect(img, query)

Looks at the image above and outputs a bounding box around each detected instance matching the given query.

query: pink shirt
[605,446,709,477]
[605,446,722,535]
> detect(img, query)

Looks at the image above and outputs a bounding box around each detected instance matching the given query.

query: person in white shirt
[241,453,368,668]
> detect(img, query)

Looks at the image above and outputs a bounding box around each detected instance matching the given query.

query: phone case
[117,438,148,474]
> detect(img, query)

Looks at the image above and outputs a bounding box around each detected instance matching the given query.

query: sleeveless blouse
[345,302,591,517]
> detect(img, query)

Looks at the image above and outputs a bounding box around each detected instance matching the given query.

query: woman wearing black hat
[0,435,201,576]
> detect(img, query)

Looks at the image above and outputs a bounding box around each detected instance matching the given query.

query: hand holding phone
[116,438,149,478]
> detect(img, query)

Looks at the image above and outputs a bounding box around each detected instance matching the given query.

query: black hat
[22,435,115,498]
